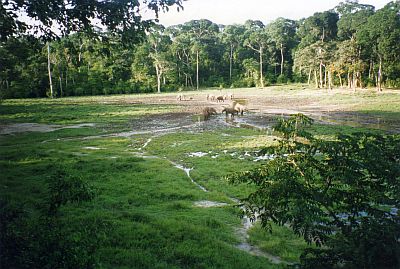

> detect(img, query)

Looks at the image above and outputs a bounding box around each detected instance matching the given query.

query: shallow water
[169,162,208,192]
[193,200,228,208]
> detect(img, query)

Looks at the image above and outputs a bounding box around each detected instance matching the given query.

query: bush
[228,114,400,269]
[0,168,106,269]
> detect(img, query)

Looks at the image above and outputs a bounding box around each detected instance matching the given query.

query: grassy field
[1,86,398,268]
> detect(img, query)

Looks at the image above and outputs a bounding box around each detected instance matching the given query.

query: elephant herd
[176,92,247,121]
[203,100,247,121]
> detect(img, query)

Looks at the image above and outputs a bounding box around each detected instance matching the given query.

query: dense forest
[1,0,399,98]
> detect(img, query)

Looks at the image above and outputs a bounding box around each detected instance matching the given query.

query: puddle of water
[193,200,228,208]
[317,114,400,133]
[228,197,291,264]
[187,152,208,157]
[82,146,104,150]
[253,154,274,162]
[172,162,208,192]
[130,152,159,159]
[140,138,152,150]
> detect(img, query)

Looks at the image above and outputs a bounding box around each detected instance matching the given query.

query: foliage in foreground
[0,167,106,269]
[228,114,400,269]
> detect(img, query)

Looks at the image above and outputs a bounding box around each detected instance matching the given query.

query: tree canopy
[1,1,400,98]
[0,0,184,42]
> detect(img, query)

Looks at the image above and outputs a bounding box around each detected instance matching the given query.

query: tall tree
[336,1,375,40]
[148,26,172,93]
[181,19,219,90]
[243,20,269,88]
[297,11,339,48]
[357,1,400,91]
[221,24,246,82]
[266,18,297,76]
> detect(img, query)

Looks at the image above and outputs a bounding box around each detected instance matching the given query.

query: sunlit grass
[1,89,397,268]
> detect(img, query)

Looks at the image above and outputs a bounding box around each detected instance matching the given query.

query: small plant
[47,168,95,215]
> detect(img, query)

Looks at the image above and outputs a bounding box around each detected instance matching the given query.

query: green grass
[248,223,313,263]
[1,88,398,268]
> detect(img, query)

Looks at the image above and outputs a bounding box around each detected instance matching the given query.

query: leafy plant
[47,167,95,215]
[228,114,400,268]
[0,167,105,269]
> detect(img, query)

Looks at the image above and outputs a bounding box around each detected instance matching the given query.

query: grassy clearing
[1,87,397,268]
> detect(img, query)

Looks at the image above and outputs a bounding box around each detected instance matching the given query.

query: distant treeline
[1,1,399,98]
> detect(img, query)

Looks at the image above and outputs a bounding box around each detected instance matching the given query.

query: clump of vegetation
[228,114,400,269]
[0,167,107,269]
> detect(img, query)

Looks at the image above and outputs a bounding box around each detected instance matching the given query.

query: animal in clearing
[222,107,238,117]
[233,101,246,115]
[234,103,246,115]
[207,94,215,101]
[216,96,225,102]
[227,93,234,99]
[177,94,193,101]
[202,107,217,120]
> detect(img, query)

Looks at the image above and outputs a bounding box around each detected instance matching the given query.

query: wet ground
[123,109,400,136]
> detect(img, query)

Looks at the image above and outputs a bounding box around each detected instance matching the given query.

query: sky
[143,0,393,26]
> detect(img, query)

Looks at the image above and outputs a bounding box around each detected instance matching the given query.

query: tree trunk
[347,72,351,89]
[319,61,323,88]
[229,44,233,82]
[328,70,332,90]
[155,64,161,93]
[338,73,343,88]
[368,61,373,79]
[314,70,318,88]
[307,68,312,85]
[65,69,68,91]
[78,42,84,73]
[157,75,161,93]
[47,42,53,98]
[324,68,327,88]
[280,43,284,75]
[196,50,199,90]
[260,47,264,88]
[377,55,382,92]
[59,74,63,97]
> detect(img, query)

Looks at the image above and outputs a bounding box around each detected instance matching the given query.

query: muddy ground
[1,87,399,134]
[120,88,400,134]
